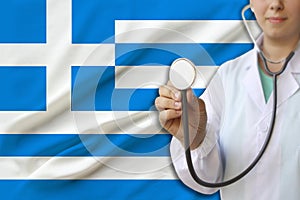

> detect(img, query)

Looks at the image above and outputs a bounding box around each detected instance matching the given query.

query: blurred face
[250,0,300,42]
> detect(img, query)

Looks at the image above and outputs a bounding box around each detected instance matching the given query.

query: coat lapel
[243,50,266,112]
[243,38,300,117]
[276,50,300,106]
[264,43,300,115]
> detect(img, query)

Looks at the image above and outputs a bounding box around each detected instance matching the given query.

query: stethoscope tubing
[182,52,293,188]
[181,6,295,187]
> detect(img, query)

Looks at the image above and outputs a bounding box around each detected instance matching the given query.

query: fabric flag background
[0,0,258,199]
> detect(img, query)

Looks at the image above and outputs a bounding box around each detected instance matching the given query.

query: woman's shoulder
[217,48,256,75]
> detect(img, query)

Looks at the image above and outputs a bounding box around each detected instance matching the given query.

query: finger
[155,97,182,111]
[159,84,181,101]
[159,109,181,125]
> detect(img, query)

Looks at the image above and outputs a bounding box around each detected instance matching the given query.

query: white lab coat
[170,39,300,200]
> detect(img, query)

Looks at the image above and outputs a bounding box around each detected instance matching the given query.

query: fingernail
[174,102,180,108]
[174,92,180,100]
[176,110,181,115]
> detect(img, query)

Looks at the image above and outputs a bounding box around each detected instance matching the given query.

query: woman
[155,0,300,199]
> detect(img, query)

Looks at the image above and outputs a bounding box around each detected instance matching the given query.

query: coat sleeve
[170,69,225,194]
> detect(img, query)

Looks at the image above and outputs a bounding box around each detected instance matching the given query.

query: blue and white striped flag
[0,0,257,199]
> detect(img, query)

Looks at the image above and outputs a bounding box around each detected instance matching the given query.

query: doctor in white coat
[155,0,300,199]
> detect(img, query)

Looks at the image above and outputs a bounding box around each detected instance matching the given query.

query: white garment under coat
[170,42,300,200]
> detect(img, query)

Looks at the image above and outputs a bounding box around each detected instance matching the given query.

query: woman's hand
[155,81,207,150]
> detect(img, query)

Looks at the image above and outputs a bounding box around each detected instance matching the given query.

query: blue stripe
[0,0,46,43]
[72,0,249,43]
[71,66,204,111]
[0,134,174,156]
[0,67,46,111]
[116,43,253,66]
[0,180,220,200]
[111,89,203,111]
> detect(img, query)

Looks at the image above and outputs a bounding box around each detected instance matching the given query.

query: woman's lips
[267,17,287,24]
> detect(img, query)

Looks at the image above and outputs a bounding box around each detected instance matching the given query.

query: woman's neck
[262,35,299,62]
[259,35,299,74]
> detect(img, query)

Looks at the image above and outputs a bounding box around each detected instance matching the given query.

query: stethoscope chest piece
[169,58,196,90]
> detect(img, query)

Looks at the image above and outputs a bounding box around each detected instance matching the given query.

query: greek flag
[0,0,256,199]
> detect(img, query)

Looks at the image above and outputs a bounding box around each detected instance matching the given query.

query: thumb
[186,88,198,106]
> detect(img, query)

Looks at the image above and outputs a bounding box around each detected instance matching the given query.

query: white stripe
[115,20,261,43]
[115,65,218,88]
[1,111,166,134]
[0,44,114,66]
[0,157,177,180]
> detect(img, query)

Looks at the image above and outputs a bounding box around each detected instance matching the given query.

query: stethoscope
[169,4,295,188]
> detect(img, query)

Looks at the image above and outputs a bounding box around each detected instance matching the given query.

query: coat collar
[243,35,300,115]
